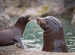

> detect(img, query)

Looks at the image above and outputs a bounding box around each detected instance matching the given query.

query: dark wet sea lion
[36,16,68,52]
[0,15,31,49]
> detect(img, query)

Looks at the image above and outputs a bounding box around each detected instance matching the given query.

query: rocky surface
[3,0,64,16]
[0,0,11,31]
[0,45,75,55]
[64,0,75,9]
[3,0,75,16]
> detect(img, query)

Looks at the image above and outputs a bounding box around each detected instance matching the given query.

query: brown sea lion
[0,15,31,49]
[36,16,68,52]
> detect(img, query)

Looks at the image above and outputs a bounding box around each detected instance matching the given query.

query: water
[11,16,75,52]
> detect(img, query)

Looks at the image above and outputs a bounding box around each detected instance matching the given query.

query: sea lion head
[15,15,31,34]
[18,15,31,23]
[16,15,31,25]
[36,16,62,34]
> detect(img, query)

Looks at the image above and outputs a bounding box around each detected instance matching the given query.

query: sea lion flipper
[15,40,27,49]
[15,42,24,49]
[13,38,26,49]
[16,42,28,49]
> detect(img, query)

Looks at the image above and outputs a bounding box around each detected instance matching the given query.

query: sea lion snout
[36,17,46,25]
[24,15,31,20]
[36,17,41,25]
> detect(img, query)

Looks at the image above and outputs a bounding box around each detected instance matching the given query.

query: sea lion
[0,15,31,49]
[36,16,68,52]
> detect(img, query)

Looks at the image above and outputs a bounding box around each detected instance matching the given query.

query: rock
[0,45,75,55]
[0,0,5,12]
[4,0,65,16]
[3,0,20,7]
[0,0,11,31]
[3,0,75,16]
[64,0,75,9]
[5,6,50,16]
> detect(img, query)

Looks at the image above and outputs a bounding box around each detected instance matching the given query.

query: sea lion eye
[53,22,57,25]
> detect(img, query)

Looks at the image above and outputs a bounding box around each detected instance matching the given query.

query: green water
[11,16,75,52]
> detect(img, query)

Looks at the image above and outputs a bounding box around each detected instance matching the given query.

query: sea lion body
[0,25,21,46]
[0,15,31,48]
[36,16,68,52]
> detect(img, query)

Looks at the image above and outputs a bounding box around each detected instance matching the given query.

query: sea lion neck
[42,28,68,52]
[15,21,27,34]
[14,15,31,35]
[43,27,65,39]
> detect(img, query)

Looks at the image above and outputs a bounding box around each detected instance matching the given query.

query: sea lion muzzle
[36,17,46,25]
[24,15,31,20]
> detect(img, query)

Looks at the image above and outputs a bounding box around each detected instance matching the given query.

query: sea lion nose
[24,15,31,19]
[27,15,31,18]
[36,17,41,22]
[36,17,43,25]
